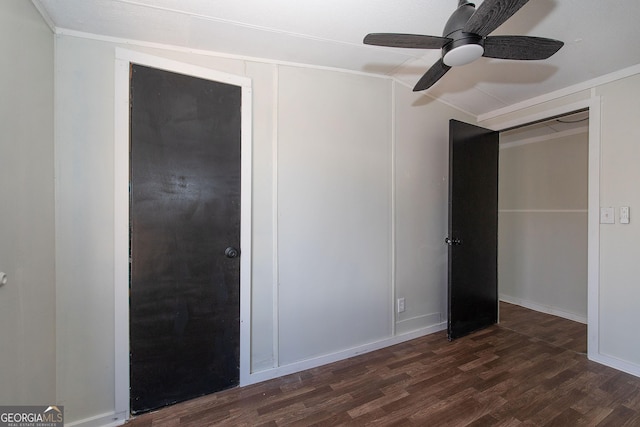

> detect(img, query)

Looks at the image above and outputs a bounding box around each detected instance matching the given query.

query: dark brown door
[447,119,499,340]
[129,64,241,414]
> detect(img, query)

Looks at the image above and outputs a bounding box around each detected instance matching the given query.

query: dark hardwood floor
[125,302,640,426]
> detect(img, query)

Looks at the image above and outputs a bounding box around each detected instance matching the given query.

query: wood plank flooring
[124,302,640,426]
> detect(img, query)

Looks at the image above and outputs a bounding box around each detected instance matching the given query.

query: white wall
[276,66,393,364]
[597,74,640,365]
[394,90,473,334]
[55,36,119,422]
[0,0,55,405]
[499,133,588,321]
[53,33,468,425]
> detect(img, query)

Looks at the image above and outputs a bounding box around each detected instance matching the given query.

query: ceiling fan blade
[364,33,451,49]
[413,59,451,92]
[463,0,530,37]
[483,36,564,60]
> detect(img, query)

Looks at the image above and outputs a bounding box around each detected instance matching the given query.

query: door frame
[479,97,600,363]
[113,48,252,421]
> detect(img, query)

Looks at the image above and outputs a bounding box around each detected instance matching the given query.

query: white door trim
[114,48,252,423]
[480,96,600,364]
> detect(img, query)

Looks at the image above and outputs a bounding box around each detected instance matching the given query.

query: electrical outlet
[397,297,406,313]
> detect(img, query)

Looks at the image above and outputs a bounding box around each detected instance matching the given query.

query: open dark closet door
[447,119,499,340]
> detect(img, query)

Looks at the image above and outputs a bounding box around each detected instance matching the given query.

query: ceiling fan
[364,0,564,91]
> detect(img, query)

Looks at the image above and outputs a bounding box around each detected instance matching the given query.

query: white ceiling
[34,0,640,117]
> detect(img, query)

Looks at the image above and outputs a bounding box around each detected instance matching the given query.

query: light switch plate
[620,206,630,224]
[600,207,615,224]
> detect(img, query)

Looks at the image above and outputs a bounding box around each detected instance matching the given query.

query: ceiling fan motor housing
[442,2,485,66]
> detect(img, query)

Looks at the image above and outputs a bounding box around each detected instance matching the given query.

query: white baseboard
[499,294,587,324]
[589,353,640,379]
[65,410,127,427]
[74,323,446,426]
[244,322,447,386]
[500,296,640,380]
[69,314,640,427]
[396,312,442,335]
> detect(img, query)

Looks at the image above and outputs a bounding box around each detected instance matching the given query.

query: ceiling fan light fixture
[443,43,484,66]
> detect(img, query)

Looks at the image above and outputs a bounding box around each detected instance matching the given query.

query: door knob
[445,237,462,245]
[225,247,240,258]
